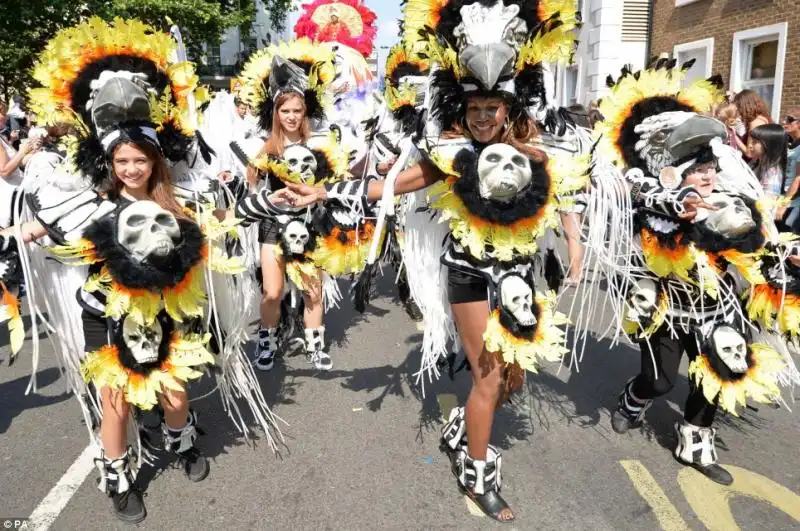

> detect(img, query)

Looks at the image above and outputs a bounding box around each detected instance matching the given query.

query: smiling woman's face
[112,142,153,192]
[465,96,508,143]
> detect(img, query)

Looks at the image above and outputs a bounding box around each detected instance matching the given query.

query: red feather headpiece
[294,0,378,58]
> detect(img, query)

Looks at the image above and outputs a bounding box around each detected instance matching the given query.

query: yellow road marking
[678,465,800,531]
[464,496,486,517]
[620,460,690,531]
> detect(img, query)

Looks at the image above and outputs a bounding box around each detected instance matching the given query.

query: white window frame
[673,38,714,78]
[555,59,583,107]
[730,22,788,121]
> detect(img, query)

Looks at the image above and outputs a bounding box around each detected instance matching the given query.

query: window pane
[677,48,707,87]
[743,82,774,109]
[566,67,578,105]
[748,40,777,79]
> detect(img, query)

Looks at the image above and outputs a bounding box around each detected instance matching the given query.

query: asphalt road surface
[1,275,799,530]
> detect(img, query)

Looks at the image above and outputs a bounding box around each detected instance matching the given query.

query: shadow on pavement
[0,367,71,434]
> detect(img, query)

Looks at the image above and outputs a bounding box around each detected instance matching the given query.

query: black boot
[674,421,733,485]
[163,410,210,482]
[454,445,515,523]
[404,299,423,322]
[95,449,146,524]
[611,378,652,434]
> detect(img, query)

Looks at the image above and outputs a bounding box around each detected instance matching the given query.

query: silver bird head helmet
[88,71,156,146]
[453,1,528,92]
[269,55,310,100]
[633,112,727,177]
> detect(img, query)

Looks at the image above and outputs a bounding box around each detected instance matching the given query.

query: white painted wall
[218,0,296,66]
[555,0,649,107]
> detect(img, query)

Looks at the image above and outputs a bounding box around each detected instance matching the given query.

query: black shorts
[82,311,110,352]
[258,217,280,245]
[447,267,488,305]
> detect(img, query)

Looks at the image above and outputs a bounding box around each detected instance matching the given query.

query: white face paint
[477,144,532,202]
[627,278,658,322]
[283,145,318,181]
[117,201,181,263]
[702,193,756,237]
[712,325,748,374]
[283,220,310,255]
[500,275,536,327]
[122,317,163,365]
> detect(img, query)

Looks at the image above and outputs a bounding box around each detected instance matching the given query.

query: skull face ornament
[477,144,532,202]
[499,275,536,327]
[122,316,163,365]
[711,325,748,374]
[702,193,756,237]
[283,220,310,255]
[627,278,658,322]
[283,145,318,181]
[117,201,181,263]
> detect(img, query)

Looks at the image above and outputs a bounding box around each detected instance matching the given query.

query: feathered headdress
[594,58,725,172]
[238,38,336,132]
[403,0,579,131]
[28,17,209,188]
[384,44,431,135]
[294,0,378,58]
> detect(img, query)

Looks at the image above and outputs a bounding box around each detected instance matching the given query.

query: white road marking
[28,444,96,530]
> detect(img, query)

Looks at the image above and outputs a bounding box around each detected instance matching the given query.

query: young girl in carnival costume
[578,59,799,486]
[0,18,288,523]
[236,39,377,372]
[277,0,588,521]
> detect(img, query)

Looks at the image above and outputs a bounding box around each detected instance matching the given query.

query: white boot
[674,421,733,485]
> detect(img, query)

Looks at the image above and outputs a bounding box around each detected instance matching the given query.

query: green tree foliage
[0,0,300,99]
[262,0,295,34]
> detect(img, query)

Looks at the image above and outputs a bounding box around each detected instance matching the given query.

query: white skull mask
[122,317,163,365]
[711,326,748,373]
[117,201,181,263]
[283,220,310,255]
[283,145,318,181]
[477,144,532,202]
[702,193,756,237]
[500,275,536,327]
[627,278,658,322]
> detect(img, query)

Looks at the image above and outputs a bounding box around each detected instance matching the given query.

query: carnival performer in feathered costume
[276,0,586,521]
[581,58,796,486]
[294,0,380,172]
[236,38,373,372]
[0,18,288,523]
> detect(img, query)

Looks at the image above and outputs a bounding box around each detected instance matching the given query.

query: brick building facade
[650,0,798,121]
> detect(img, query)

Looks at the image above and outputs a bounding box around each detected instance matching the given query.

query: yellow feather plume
[484,291,569,373]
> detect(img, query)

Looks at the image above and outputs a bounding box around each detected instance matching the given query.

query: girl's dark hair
[750,123,788,185]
